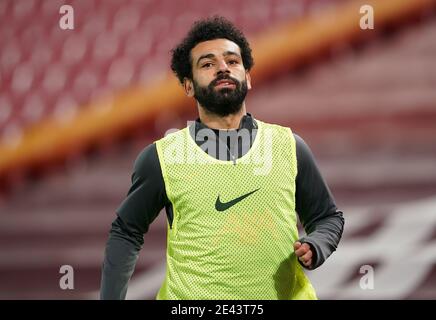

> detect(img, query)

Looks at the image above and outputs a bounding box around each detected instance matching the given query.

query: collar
[194,113,257,133]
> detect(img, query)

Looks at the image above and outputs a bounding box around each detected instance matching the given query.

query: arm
[100,143,168,299]
[293,134,345,270]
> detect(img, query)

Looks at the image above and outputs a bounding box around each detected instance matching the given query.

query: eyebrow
[196,51,241,66]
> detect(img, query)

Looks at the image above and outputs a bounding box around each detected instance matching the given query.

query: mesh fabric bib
[155,120,317,300]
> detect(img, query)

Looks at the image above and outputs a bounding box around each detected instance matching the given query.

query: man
[100,16,344,300]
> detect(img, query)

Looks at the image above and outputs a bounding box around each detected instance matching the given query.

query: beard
[193,74,248,117]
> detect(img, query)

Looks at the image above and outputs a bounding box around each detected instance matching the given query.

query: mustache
[210,74,239,87]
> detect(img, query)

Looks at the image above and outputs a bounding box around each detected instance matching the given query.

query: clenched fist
[293,241,313,269]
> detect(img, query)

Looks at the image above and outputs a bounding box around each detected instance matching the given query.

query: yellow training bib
[155,120,317,300]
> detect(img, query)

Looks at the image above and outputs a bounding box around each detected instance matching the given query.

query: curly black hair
[170,16,254,84]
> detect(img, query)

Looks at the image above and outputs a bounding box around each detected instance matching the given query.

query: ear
[245,72,252,90]
[183,78,195,97]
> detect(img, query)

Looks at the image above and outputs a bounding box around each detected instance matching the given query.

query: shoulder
[257,120,288,132]
[293,133,311,155]
[292,133,320,172]
[258,120,307,148]
[156,127,188,144]
[133,143,160,177]
[256,120,294,141]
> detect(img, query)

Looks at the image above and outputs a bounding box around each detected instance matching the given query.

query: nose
[216,59,230,75]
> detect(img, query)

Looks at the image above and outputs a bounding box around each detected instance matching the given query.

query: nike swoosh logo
[215,188,260,212]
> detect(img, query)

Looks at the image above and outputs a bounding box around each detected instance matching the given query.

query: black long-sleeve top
[100,113,344,299]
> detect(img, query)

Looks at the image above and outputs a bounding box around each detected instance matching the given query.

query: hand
[293,241,313,269]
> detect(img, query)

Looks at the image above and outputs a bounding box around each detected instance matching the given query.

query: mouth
[214,79,236,89]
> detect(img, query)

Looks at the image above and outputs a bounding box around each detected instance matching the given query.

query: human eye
[201,62,213,68]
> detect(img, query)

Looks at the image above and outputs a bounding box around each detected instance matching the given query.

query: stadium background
[0,0,435,299]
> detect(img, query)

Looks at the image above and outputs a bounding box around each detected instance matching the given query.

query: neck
[198,103,247,130]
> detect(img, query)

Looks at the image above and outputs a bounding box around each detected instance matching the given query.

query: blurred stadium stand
[0,0,435,299]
